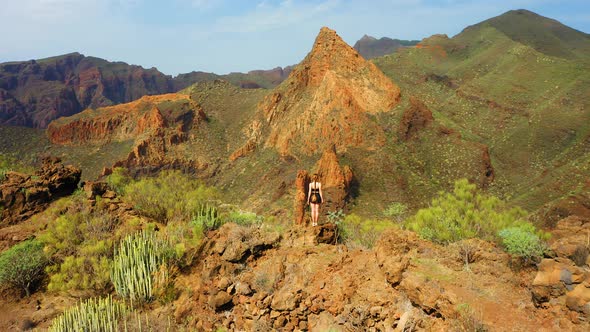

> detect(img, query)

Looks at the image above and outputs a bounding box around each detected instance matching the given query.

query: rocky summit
[255,27,401,156]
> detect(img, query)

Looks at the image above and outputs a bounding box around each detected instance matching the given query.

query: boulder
[566,282,590,316]
[399,272,457,318]
[532,258,588,305]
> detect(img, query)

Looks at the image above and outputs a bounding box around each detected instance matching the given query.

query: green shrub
[405,179,532,244]
[383,202,408,222]
[339,214,397,248]
[498,225,546,262]
[0,239,48,296]
[111,230,174,306]
[123,171,219,223]
[106,167,131,194]
[227,209,263,226]
[39,195,118,293]
[48,295,128,332]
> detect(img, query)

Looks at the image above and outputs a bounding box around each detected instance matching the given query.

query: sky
[1,0,589,75]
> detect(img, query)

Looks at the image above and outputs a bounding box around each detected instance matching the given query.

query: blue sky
[1,0,589,75]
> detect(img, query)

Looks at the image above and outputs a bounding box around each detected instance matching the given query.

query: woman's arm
[307,183,312,204]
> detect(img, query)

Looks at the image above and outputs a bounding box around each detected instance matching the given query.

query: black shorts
[310,193,322,204]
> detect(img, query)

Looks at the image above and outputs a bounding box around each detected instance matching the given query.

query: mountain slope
[463,9,590,60]
[373,9,590,211]
[353,35,419,59]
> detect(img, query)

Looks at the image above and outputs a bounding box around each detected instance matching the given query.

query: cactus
[192,203,221,232]
[48,295,128,332]
[110,230,172,306]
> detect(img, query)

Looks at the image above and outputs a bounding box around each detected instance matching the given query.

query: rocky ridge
[254,27,401,157]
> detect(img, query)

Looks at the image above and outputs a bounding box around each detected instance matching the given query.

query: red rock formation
[399,96,434,140]
[314,145,354,211]
[46,93,199,145]
[0,157,81,226]
[256,27,401,156]
[294,170,310,225]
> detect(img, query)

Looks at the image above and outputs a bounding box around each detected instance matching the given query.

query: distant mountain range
[0,34,414,129]
[0,54,294,128]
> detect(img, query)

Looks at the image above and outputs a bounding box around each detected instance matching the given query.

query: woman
[307,173,324,226]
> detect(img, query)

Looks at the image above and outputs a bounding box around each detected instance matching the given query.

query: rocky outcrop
[46,93,203,145]
[294,170,310,225]
[531,215,590,318]
[314,145,354,211]
[0,53,175,128]
[46,93,209,176]
[0,157,81,226]
[256,27,401,156]
[399,96,434,140]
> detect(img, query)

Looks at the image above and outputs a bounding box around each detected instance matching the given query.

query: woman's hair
[311,173,320,182]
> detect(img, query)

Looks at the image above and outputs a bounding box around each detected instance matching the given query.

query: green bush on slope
[39,193,118,293]
[405,179,547,253]
[121,170,219,224]
[0,239,48,296]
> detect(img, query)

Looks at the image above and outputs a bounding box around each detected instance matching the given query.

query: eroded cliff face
[46,93,208,175]
[254,27,401,157]
[0,53,174,128]
[46,94,202,145]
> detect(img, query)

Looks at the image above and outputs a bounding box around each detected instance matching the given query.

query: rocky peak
[254,27,401,156]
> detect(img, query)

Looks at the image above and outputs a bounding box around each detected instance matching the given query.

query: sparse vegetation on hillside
[405,179,547,249]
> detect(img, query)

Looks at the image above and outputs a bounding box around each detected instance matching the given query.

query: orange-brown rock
[46,93,203,145]
[294,170,310,225]
[229,139,257,162]
[399,96,434,140]
[548,216,590,261]
[256,27,401,156]
[314,145,354,211]
[0,157,81,226]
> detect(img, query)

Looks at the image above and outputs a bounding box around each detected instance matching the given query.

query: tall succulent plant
[48,295,128,332]
[110,230,172,306]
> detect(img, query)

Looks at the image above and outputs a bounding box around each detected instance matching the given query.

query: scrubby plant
[383,202,409,222]
[498,225,546,263]
[227,209,263,226]
[111,230,174,306]
[123,170,219,223]
[405,179,534,244]
[339,214,397,248]
[39,197,118,293]
[48,295,128,332]
[0,239,48,296]
[106,167,131,195]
